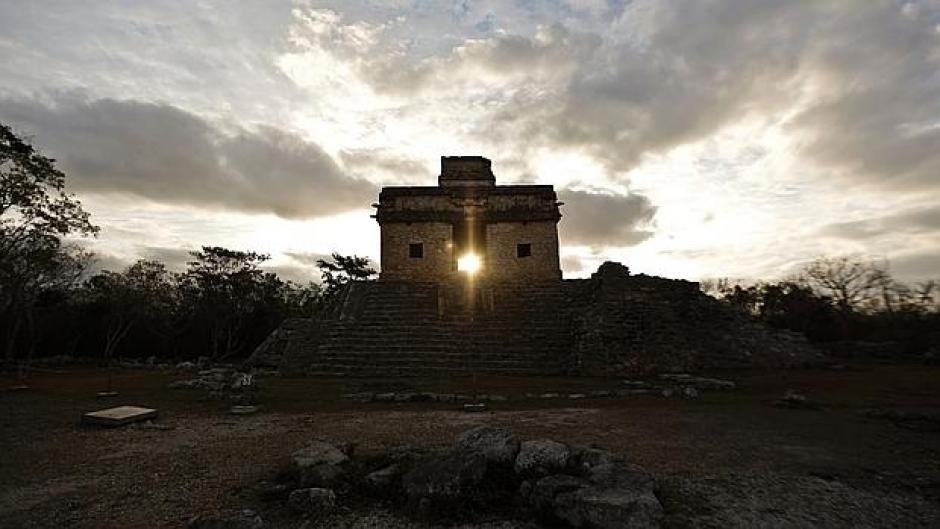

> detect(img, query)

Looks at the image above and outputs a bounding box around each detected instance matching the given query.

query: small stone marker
[83,405,157,427]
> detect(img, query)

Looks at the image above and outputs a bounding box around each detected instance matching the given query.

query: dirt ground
[1,362,939,528]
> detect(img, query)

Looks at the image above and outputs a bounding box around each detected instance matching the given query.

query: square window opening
[409,243,424,259]
[517,243,532,258]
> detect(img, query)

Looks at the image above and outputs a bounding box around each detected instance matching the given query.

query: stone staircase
[248,262,821,376]
[304,280,580,376]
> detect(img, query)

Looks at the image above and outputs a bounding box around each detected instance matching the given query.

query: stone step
[316,347,564,355]
[322,326,573,336]
[313,355,563,365]
[306,364,565,376]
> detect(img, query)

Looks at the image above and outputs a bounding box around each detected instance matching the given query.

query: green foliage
[0,123,97,361]
[707,256,939,350]
[316,252,376,298]
[181,247,272,359]
[21,249,324,363]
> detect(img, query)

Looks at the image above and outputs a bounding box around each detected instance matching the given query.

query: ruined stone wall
[484,221,561,282]
[380,222,454,281]
[570,262,820,375]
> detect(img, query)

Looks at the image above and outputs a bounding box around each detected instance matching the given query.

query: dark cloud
[339,148,432,183]
[820,220,886,240]
[541,2,807,172]
[558,190,656,247]
[890,251,940,282]
[85,245,193,275]
[821,206,940,240]
[0,94,376,218]
[788,2,940,190]
[140,246,196,270]
[368,1,940,197]
[554,1,940,191]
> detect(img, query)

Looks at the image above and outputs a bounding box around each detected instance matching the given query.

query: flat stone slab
[230,405,261,415]
[83,405,157,427]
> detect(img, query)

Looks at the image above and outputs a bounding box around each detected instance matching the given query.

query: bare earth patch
[1,363,939,528]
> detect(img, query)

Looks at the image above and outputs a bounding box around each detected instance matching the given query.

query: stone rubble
[187,509,264,529]
[515,439,570,477]
[339,376,737,404]
[228,425,665,529]
[168,368,260,403]
[287,487,336,514]
[454,425,519,465]
[290,441,350,488]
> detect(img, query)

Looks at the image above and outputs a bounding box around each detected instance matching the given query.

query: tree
[182,246,270,359]
[709,278,838,341]
[281,280,322,316]
[4,243,90,362]
[85,260,175,364]
[800,256,885,314]
[315,252,376,298]
[1,122,97,360]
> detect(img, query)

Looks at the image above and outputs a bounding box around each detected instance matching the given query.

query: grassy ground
[1,362,939,528]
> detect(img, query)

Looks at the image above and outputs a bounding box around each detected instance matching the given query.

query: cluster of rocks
[115,356,206,370]
[342,391,505,404]
[221,425,663,529]
[168,368,259,403]
[342,375,736,404]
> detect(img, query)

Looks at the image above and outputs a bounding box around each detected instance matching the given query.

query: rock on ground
[553,485,662,529]
[291,441,350,488]
[187,509,264,529]
[453,425,519,465]
[402,450,488,510]
[287,487,336,514]
[365,464,402,489]
[528,462,662,529]
[515,439,570,477]
[570,446,618,472]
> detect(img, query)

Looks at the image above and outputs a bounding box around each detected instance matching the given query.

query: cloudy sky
[1,0,939,282]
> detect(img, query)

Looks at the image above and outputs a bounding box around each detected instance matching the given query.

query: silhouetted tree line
[1,122,375,367]
[702,256,940,355]
[4,122,937,366]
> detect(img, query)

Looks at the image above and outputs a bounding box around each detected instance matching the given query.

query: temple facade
[373,156,562,282]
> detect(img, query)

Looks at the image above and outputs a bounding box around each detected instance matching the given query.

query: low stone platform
[83,405,157,427]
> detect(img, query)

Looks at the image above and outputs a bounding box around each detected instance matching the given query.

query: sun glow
[457,253,481,275]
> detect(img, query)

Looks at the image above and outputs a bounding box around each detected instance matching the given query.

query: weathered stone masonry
[375,156,561,282]
[249,262,820,376]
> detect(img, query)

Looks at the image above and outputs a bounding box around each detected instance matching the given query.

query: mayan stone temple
[376,156,562,282]
[249,156,817,376]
